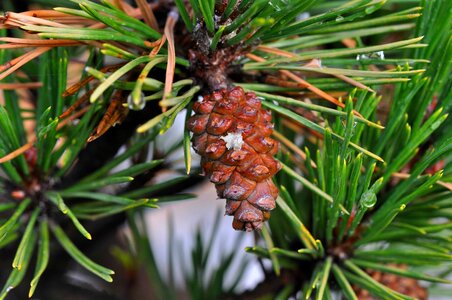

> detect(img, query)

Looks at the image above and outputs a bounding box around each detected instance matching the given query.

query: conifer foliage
[0,0,451,299]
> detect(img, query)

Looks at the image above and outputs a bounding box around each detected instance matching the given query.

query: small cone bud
[187,87,281,231]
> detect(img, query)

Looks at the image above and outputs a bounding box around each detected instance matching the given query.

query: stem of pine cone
[188,21,250,92]
[189,48,232,91]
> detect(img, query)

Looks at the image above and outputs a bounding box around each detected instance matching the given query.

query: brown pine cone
[187,86,281,231]
[353,264,428,300]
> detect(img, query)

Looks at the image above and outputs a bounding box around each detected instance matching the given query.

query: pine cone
[187,87,281,231]
[353,264,428,300]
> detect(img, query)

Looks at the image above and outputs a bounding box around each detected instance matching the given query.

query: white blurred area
[141,110,264,292]
[143,182,264,292]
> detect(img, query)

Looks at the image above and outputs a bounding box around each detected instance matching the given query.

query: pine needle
[2,11,69,28]
[87,90,128,142]
[136,0,159,31]
[392,172,452,191]
[0,37,79,47]
[246,53,365,118]
[161,10,178,109]
[0,47,51,81]
[0,82,42,89]
[272,130,317,168]
[0,105,90,164]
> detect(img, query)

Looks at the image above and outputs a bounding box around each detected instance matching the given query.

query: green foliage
[250,0,451,298]
[0,11,190,295]
[0,0,450,298]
